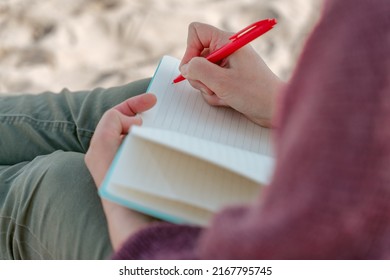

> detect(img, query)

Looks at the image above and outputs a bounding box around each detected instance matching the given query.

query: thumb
[180,57,228,93]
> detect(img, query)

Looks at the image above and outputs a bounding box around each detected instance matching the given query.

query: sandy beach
[0,0,321,95]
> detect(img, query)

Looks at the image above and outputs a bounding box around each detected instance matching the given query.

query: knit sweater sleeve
[113,0,390,260]
[112,223,202,260]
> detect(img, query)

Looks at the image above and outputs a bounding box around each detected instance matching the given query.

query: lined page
[142,56,273,156]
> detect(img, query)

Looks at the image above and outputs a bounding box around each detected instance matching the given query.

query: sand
[0,0,321,95]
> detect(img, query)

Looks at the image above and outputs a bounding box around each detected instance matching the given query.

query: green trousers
[0,78,150,259]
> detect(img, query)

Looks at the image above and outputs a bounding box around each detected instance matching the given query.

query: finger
[201,91,228,107]
[187,79,227,107]
[180,22,207,66]
[114,93,157,116]
[181,56,230,95]
[180,22,230,67]
[187,79,214,96]
[97,110,142,140]
[118,114,143,135]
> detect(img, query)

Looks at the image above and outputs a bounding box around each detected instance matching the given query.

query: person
[1,0,389,260]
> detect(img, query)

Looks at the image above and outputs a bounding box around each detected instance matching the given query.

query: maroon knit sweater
[113,0,390,259]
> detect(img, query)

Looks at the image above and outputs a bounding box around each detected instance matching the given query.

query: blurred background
[0,0,321,95]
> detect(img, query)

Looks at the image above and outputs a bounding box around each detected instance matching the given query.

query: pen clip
[229,19,276,42]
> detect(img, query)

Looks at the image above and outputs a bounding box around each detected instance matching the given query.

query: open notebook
[99,55,275,226]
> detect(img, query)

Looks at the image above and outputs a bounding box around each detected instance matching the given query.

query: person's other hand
[85,93,157,188]
[85,93,157,251]
[179,22,283,127]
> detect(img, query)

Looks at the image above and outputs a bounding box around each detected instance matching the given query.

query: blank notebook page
[142,55,274,156]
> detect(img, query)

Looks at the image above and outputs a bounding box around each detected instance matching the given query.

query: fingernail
[135,116,143,124]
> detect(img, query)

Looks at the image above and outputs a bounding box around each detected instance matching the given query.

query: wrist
[249,77,284,128]
[101,198,154,250]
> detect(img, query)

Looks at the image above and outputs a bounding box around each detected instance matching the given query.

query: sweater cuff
[111,222,203,260]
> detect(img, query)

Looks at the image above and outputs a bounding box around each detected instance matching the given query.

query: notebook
[99,55,275,226]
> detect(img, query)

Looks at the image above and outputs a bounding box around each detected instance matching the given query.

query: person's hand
[179,22,283,128]
[85,93,157,251]
[85,93,157,188]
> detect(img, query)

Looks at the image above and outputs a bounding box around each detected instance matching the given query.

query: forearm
[100,199,154,251]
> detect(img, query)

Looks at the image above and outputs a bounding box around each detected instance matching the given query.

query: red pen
[173,18,277,84]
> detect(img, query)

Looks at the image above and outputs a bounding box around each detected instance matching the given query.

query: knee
[28,151,104,231]
[12,151,110,259]
[45,151,88,177]
[42,151,96,194]
[17,151,98,208]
